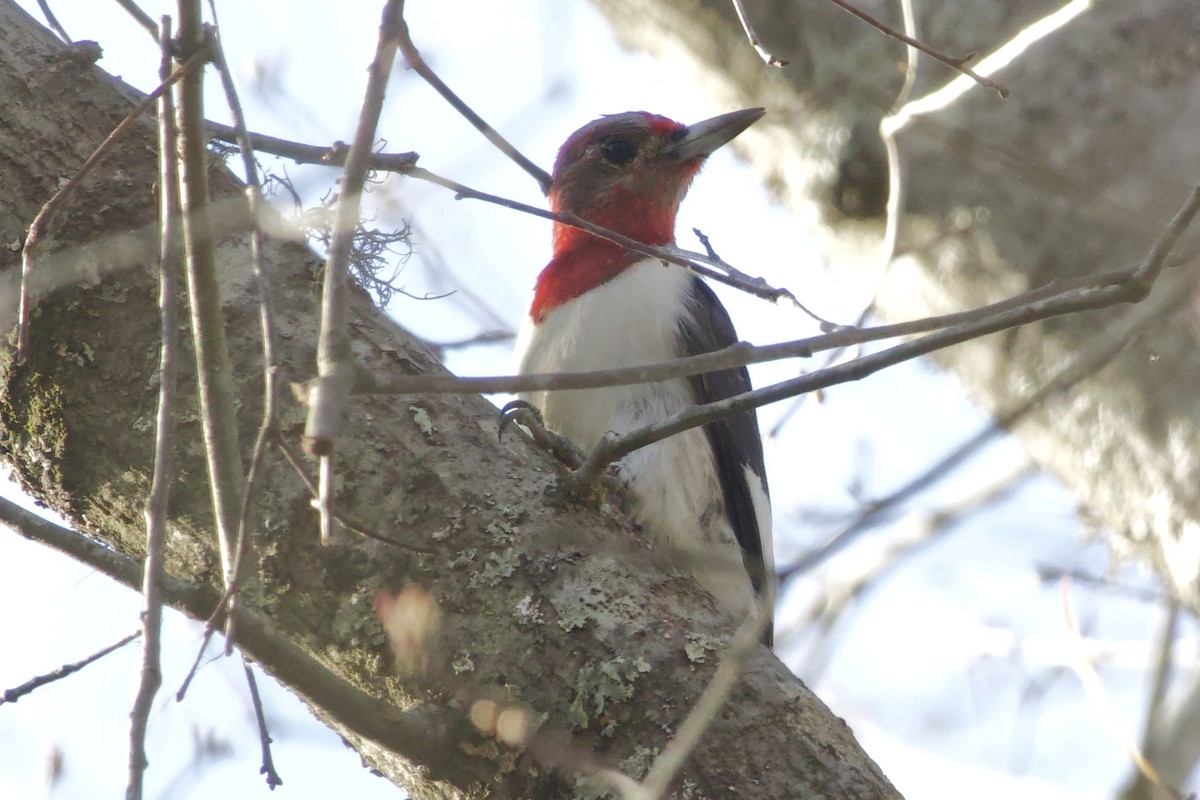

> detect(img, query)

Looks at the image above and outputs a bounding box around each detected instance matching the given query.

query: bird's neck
[531,188,678,323]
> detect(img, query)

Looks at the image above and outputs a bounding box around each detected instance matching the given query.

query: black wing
[678,276,772,638]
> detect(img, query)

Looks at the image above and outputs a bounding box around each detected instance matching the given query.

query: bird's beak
[665,107,765,162]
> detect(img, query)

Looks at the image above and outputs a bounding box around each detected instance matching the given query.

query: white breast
[513,259,757,617]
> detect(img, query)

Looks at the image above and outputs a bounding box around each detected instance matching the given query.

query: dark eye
[599,137,638,166]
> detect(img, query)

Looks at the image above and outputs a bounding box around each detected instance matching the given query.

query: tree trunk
[590,0,1200,612]
[0,2,898,797]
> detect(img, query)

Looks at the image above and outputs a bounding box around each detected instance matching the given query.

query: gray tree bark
[0,2,898,798]
[590,0,1200,613]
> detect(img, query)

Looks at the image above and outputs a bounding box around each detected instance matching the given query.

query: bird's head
[531,108,764,321]
[550,107,765,250]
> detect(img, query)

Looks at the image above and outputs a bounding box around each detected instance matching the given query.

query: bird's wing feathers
[677,277,772,600]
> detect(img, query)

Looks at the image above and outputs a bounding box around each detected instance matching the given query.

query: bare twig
[243,659,283,789]
[729,0,787,67]
[780,230,1200,582]
[1118,648,1200,799]
[317,452,336,543]
[788,461,1035,674]
[566,180,1200,486]
[1062,583,1184,800]
[205,122,419,172]
[883,0,1092,134]
[272,431,432,551]
[112,0,160,39]
[174,1,244,629]
[355,263,1193,402]
[408,166,796,304]
[862,0,919,321]
[126,18,181,800]
[824,0,1008,97]
[35,0,71,42]
[581,598,770,800]
[393,0,552,193]
[192,127,790,311]
[2,631,141,704]
[689,228,832,327]
[422,329,515,355]
[637,599,769,799]
[1139,602,1181,771]
[175,624,220,702]
[1033,567,1168,604]
[17,47,208,363]
[304,1,407,548]
[206,0,282,654]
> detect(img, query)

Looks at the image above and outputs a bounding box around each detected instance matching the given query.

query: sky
[1,1,1195,798]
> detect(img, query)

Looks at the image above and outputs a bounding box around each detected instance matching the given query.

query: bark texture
[0,2,898,798]
[590,0,1200,612]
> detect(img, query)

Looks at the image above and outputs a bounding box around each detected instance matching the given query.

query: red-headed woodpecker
[513,109,774,644]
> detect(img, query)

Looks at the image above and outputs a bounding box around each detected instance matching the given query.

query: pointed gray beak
[666,107,765,162]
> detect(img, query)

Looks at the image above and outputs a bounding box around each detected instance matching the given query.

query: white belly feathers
[513,259,756,617]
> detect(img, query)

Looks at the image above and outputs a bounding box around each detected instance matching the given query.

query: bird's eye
[599,137,638,166]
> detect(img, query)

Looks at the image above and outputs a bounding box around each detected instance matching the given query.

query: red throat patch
[529,235,641,323]
[531,177,696,321]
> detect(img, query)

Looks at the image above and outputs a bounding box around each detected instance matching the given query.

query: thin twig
[205,122,418,172]
[35,0,71,42]
[787,462,1035,674]
[111,0,160,39]
[824,0,1008,97]
[1138,601,1181,772]
[243,659,284,789]
[689,229,831,327]
[304,0,407,548]
[1062,583,1184,800]
[175,624,219,702]
[422,330,515,356]
[2,631,141,704]
[780,215,1200,581]
[356,260,1175,399]
[568,191,1199,489]
[174,1,244,632]
[393,0,552,194]
[1118,630,1200,799]
[272,431,432,552]
[409,166,795,304]
[867,0,920,314]
[206,0,282,655]
[17,47,208,363]
[580,598,769,800]
[729,0,787,67]
[407,217,515,342]
[883,0,1092,135]
[126,18,181,800]
[637,598,769,799]
[198,128,792,310]
[786,0,922,433]
[1033,567,1167,605]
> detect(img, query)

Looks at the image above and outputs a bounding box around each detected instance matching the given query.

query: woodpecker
[512,108,774,644]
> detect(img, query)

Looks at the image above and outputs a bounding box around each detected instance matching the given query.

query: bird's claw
[498,399,539,442]
[498,399,586,470]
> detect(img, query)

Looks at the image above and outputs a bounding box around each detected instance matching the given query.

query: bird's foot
[499,401,624,503]
[498,400,585,470]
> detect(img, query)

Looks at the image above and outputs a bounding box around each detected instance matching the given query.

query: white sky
[1,1,1194,799]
